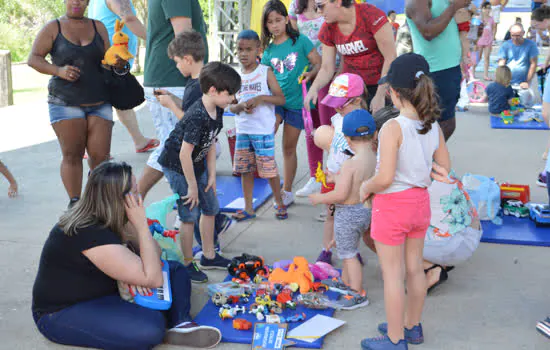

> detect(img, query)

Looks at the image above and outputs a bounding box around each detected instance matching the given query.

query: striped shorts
[234,133,278,178]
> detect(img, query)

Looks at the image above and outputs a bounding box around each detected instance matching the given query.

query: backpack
[461,174,502,225]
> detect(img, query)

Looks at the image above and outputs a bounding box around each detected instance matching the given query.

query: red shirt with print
[318,3,388,86]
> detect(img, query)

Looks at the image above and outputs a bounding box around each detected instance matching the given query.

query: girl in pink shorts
[359,53,451,350]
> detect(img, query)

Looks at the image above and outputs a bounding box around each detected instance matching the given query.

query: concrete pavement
[1,97,550,350]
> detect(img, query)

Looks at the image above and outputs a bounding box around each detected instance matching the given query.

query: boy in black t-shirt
[158,62,241,282]
[156,30,205,119]
[157,30,231,261]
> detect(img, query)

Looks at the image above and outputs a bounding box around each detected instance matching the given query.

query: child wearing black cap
[359,53,451,350]
[309,109,377,310]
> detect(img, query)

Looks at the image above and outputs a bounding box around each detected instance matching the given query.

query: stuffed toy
[269,256,314,294]
[102,19,134,65]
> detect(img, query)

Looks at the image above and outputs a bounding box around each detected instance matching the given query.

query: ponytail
[393,74,440,134]
[532,5,550,22]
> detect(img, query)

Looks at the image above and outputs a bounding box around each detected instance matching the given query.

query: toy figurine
[102,20,134,65]
[315,162,327,188]
[501,110,514,124]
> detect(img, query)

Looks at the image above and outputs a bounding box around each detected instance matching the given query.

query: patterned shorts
[234,133,278,178]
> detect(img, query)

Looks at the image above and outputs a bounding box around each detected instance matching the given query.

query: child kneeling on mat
[229,30,287,221]
[158,62,241,283]
[486,66,516,115]
[309,109,377,310]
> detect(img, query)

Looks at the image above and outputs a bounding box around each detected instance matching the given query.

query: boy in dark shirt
[157,30,205,119]
[157,30,232,261]
[158,62,241,282]
[486,65,516,115]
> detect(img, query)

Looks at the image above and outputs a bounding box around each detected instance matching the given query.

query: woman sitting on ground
[364,165,482,293]
[32,161,222,349]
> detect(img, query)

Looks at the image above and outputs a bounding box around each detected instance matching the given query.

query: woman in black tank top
[28,0,115,206]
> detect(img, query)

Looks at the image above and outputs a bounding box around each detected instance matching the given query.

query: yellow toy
[269,256,314,294]
[315,162,327,188]
[102,20,134,66]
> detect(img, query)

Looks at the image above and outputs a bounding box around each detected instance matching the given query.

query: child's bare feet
[8,182,17,198]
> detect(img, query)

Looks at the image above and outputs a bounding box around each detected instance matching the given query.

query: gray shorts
[334,203,372,259]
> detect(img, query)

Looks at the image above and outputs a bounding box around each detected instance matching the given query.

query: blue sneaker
[377,323,424,345]
[361,335,408,350]
[199,252,231,270]
[193,245,221,260]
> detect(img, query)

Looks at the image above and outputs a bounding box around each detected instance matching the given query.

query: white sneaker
[274,190,295,208]
[296,177,322,197]
[316,210,327,222]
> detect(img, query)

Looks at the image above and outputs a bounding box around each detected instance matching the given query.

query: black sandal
[425,264,448,294]
[445,266,455,272]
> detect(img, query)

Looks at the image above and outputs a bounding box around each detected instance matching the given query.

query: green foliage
[0,23,34,63]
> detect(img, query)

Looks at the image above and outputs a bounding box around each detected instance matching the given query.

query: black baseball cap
[378,53,430,89]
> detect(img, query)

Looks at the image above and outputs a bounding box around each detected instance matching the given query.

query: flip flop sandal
[136,139,160,153]
[275,205,288,220]
[232,210,256,222]
[426,264,448,294]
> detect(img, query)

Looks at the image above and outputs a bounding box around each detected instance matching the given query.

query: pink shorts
[371,187,431,246]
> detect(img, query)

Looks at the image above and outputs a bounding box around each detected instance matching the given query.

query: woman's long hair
[392,74,441,134]
[261,0,300,50]
[59,161,133,236]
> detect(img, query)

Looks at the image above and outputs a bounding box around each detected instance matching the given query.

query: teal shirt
[407,0,461,72]
[88,0,138,67]
[144,0,208,87]
[261,35,314,110]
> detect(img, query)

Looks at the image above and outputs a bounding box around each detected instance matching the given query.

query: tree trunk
[134,39,141,73]
[0,50,14,107]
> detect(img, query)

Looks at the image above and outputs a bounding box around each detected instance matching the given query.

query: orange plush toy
[269,256,314,294]
[102,19,134,66]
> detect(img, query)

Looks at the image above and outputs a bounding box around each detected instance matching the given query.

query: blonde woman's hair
[495,66,512,87]
[59,161,133,236]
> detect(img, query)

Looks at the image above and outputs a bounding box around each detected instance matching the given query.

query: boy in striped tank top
[229,30,288,220]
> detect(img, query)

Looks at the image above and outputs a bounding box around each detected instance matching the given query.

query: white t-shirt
[235,64,276,135]
[326,113,353,174]
[379,115,440,194]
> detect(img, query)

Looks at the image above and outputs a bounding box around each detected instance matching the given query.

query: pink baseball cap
[321,73,365,108]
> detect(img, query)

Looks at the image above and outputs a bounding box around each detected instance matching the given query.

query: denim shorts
[163,167,219,223]
[144,87,186,171]
[275,106,304,130]
[48,103,113,124]
[430,65,462,121]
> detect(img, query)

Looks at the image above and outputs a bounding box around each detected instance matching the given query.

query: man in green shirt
[138,0,209,198]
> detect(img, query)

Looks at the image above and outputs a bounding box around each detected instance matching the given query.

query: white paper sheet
[225,197,257,209]
[287,315,346,343]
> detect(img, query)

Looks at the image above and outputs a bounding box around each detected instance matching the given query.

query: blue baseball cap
[342,109,376,137]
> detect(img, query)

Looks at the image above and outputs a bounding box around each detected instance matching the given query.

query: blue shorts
[163,167,219,223]
[48,103,113,124]
[430,65,462,121]
[234,133,278,178]
[275,106,304,130]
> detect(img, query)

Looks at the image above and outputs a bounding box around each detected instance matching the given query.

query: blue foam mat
[490,115,549,130]
[481,215,550,247]
[216,175,276,213]
[194,275,339,348]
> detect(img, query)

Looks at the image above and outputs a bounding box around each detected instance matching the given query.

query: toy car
[529,204,550,226]
[228,253,269,280]
[233,318,252,330]
[502,200,529,218]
